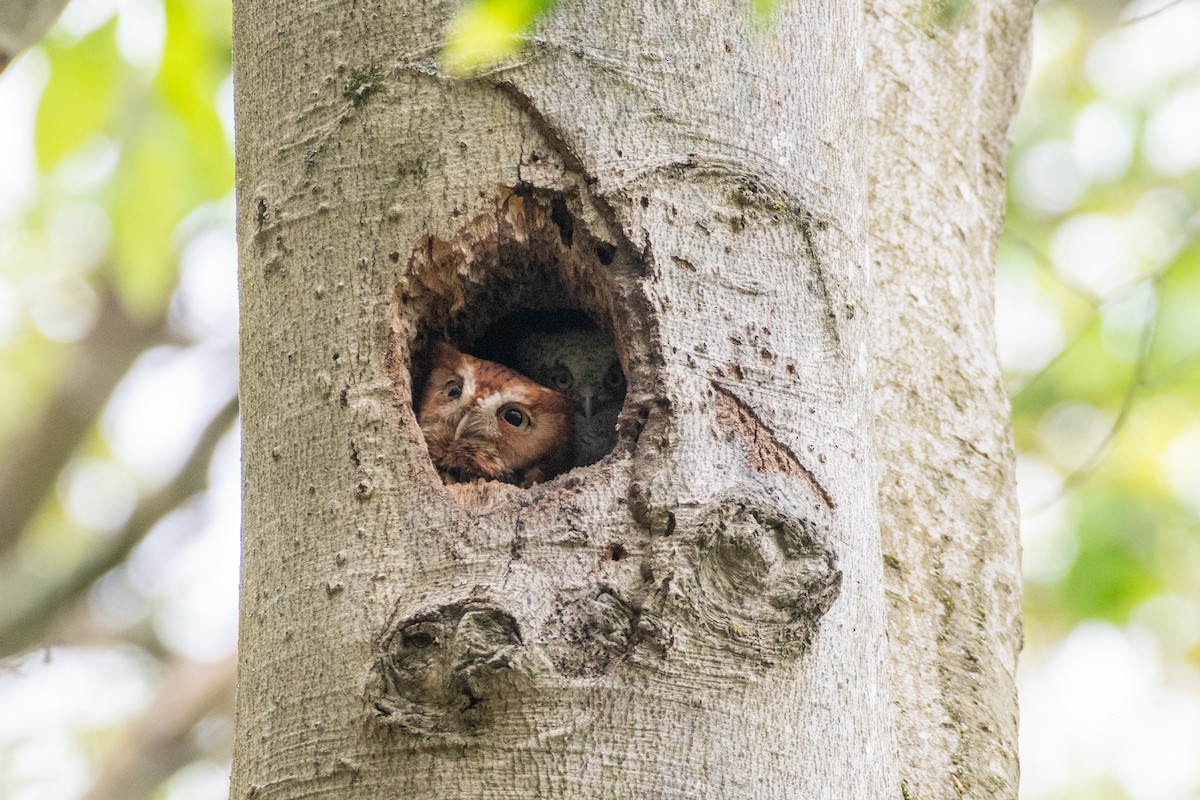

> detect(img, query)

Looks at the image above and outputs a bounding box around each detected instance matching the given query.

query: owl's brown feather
[417,342,575,487]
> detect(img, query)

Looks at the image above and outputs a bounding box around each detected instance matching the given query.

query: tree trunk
[867,3,1031,797]
[230,1,1031,798]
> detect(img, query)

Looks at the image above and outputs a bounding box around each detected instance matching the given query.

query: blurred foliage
[30,0,231,317]
[1004,0,1200,637]
[0,0,235,794]
[1006,4,1200,796]
[35,19,123,171]
[1,0,1198,798]
[439,0,810,75]
[442,0,554,76]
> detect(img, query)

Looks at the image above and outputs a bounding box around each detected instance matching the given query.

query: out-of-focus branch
[0,0,71,72]
[0,290,168,557]
[83,654,237,800]
[1012,209,1200,401]
[1123,0,1185,25]
[55,608,173,661]
[1146,344,1200,388]
[1030,292,1158,513]
[1016,211,1200,510]
[0,395,239,657]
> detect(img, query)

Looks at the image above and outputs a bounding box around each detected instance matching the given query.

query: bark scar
[712,382,835,510]
[492,80,633,263]
[495,80,592,182]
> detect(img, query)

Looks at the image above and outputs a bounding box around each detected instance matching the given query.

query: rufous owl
[417,342,575,487]
[509,327,625,467]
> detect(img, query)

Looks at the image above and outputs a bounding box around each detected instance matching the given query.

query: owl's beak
[580,392,593,419]
[453,413,472,441]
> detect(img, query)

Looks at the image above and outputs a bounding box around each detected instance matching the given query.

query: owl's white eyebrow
[460,365,476,399]
[477,393,505,415]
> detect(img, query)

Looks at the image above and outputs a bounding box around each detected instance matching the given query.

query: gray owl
[510,328,625,467]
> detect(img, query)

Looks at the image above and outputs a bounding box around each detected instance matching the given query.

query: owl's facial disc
[604,361,625,391]
[450,392,521,442]
[419,341,575,485]
[451,406,494,442]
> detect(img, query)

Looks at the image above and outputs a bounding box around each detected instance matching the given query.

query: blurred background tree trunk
[230,1,1030,799]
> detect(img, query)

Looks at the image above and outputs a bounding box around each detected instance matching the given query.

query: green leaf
[442,0,553,76]
[98,0,233,317]
[157,0,233,197]
[34,19,124,172]
[750,0,780,23]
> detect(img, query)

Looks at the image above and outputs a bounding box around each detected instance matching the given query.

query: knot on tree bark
[369,598,547,735]
[657,497,842,667]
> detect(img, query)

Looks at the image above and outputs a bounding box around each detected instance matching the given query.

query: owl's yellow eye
[549,367,573,391]
[444,381,463,399]
[500,407,529,428]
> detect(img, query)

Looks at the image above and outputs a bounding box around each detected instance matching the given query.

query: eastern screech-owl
[417,342,575,487]
[510,327,625,467]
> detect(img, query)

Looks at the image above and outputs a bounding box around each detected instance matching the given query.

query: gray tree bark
[230,0,1031,798]
[0,0,70,71]
[868,3,1031,797]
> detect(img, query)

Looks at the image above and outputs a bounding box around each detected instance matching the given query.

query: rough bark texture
[231,0,1030,797]
[867,2,1032,798]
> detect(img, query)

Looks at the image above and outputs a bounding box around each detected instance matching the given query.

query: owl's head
[512,329,625,418]
[417,342,576,487]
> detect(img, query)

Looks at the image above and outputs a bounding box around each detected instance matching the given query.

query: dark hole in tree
[550,197,574,246]
[401,190,635,488]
